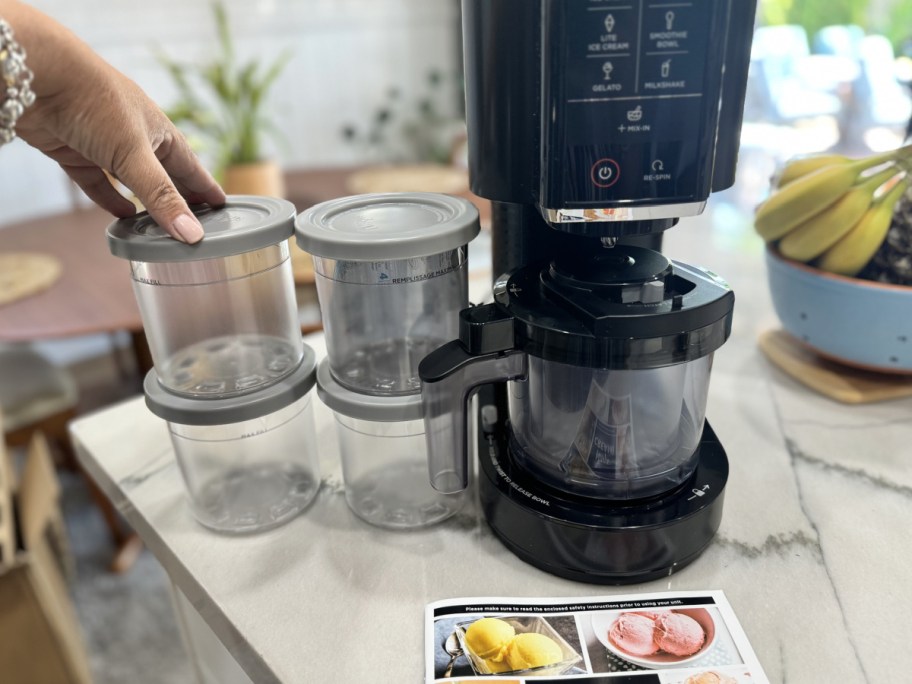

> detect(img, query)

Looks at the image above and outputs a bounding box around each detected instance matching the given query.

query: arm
[1,0,224,242]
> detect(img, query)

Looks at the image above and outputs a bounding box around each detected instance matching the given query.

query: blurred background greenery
[760,0,912,55]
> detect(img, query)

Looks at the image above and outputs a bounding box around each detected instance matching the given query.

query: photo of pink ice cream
[600,608,714,665]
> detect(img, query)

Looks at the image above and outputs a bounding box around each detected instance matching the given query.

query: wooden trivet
[758,329,912,404]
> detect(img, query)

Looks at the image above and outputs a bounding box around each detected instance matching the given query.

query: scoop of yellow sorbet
[504,632,563,670]
[464,618,515,662]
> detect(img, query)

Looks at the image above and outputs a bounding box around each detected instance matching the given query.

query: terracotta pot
[222,160,286,198]
[222,160,315,287]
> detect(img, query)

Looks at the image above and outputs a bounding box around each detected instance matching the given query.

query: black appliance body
[419,0,758,584]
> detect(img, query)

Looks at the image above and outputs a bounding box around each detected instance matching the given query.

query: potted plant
[338,69,469,195]
[157,1,291,196]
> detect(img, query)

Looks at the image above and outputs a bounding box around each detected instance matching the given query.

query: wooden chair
[0,343,79,464]
[0,343,142,573]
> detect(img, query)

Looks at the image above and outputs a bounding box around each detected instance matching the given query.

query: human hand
[6,1,224,243]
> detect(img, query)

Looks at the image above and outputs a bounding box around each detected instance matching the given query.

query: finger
[172,177,219,207]
[61,164,137,218]
[156,128,226,207]
[112,145,205,244]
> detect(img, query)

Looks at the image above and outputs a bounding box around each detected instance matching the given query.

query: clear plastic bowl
[455,615,583,676]
[508,354,714,500]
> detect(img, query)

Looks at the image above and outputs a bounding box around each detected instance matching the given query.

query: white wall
[0,0,462,225]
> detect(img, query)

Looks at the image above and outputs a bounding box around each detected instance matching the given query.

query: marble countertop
[69,206,911,683]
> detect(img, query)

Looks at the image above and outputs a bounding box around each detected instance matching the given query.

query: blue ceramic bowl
[765,246,912,373]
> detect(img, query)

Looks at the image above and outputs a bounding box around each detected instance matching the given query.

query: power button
[591,158,620,188]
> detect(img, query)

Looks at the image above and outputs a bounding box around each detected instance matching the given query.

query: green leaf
[252,50,292,104]
[213,1,234,64]
[154,0,290,170]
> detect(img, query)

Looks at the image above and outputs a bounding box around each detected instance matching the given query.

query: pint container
[316,358,464,529]
[295,193,479,396]
[108,196,303,398]
[144,344,321,534]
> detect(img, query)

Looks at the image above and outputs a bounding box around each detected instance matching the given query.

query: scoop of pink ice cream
[632,610,669,621]
[608,612,659,656]
[654,612,705,657]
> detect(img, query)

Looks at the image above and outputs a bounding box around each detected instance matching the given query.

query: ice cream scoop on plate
[654,611,706,657]
[608,612,660,656]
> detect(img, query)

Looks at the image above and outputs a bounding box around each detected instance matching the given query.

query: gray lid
[295,192,480,260]
[107,196,296,262]
[316,359,423,422]
[144,344,316,425]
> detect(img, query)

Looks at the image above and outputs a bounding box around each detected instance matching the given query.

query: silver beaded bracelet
[0,18,36,146]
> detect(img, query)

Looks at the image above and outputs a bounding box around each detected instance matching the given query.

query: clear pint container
[144,344,321,534]
[296,193,480,396]
[108,197,302,398]
[316,358,464,529]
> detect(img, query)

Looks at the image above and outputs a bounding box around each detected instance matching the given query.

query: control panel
[540,0,733,212]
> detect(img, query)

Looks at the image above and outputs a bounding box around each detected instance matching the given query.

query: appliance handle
[419,341,526,493]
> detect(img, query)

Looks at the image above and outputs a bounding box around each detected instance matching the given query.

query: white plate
[591,608,716,669]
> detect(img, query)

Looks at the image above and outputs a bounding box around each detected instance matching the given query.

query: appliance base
[476,393,728,585]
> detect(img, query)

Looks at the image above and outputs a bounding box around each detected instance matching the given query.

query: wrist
[2,1,94,99]
[0,16,35,145]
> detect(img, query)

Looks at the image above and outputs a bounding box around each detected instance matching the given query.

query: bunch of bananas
[754,146,912,276]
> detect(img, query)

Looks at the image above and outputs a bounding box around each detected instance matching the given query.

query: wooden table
[0,205,141,342]
[0,176,329,355]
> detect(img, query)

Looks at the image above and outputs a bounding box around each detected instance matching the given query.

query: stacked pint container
[106,197,321,534]
[296,193,479,529]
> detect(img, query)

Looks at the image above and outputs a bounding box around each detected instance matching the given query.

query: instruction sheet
[426,590,768,683]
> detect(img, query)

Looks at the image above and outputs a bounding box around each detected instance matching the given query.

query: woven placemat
[0,252,63,307]
[345,164,469,195]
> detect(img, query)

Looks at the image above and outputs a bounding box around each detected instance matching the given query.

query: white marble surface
[70,200,912,683]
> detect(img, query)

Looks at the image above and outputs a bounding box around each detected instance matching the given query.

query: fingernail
[173,214,204,244]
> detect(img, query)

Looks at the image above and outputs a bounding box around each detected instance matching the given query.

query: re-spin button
[591,158,620,188]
